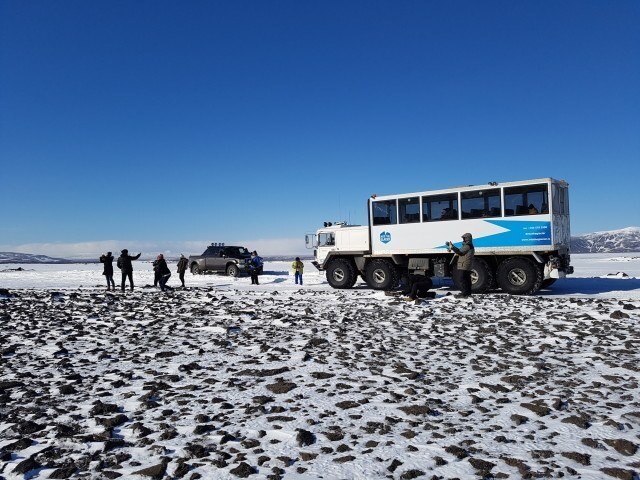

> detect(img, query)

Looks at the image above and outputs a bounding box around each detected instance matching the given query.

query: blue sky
[1,0,638,256]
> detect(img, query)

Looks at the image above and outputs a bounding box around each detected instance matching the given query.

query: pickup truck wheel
[226,264,239,277]
[365,259,398,290]
[191,264,200,275]
[326,259,356,289]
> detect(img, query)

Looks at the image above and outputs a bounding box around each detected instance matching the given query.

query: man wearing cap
[117,249,142,292]
[446,233,475,298]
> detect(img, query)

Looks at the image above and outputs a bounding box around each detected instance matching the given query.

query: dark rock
[104,439,126,452]
[399,469,425,479]
[229,461,257,477]
[510,414,529,425]
[296,429,316,446]
[521,402,551,416]
[91,400,119,416]
[444,445,468,459]
[13,456,41,475]
[49,466,78,479]
[16,420,45,434]
[310,372,335,379]
[333,455,356,463]
[59,384,77,395]
[0,380,24,390]
[7,437,33,451]
[561,451,591,465]
[335,400,360,410]
[133,462,167,478]
[561,415,591,429]
[604,439,638,456]
[388,458,403,472]
[96,414,129,428]
[610,310,630,319]
[265,382,297,394]
[600,467,637,479]
[468,457,496,472]
[193,424,215,435]
[398,405,437,416]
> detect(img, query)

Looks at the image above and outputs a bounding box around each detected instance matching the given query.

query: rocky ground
[1,287,639,479]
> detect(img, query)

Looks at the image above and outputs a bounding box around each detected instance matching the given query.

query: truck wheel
[326,259,356,289]
[496,257,543,295]
[226,264,239,277]
[540,278,556,289]
[470,257,494,294]
[365,259,398,290]
[191,264,200,275]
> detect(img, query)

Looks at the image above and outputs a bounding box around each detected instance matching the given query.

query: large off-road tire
[540,278,557,289]
[326,258,356,289]
[191,263,201,275]
[470,257,494,294]
[496,257,543,295]
[226,263,239,277]
[365,259,399,290]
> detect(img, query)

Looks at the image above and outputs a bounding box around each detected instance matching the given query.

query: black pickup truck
[188,244,259,277]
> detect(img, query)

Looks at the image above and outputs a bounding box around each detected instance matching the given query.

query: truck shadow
[538,277,640,296]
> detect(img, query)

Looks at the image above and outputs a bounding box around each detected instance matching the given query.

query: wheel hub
[508,268,527,286]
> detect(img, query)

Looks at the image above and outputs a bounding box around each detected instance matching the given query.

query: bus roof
[371,178,568,201]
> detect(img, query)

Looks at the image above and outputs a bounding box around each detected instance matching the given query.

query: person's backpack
[117,258,122,269]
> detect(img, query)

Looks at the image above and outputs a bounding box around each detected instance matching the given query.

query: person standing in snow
[292,257,304,285]
[152,256,161,287]
[117,249,141,292]
[249,251,262,285]
[177,254,188,288]
[446,232,475,298]
[100,252,116,291]
[156,254,172,291]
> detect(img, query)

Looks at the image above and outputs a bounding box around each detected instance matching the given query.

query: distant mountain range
[0,228,638,263]
[570,227,640,253]
[0,252,313,264]
[0,252,80,264]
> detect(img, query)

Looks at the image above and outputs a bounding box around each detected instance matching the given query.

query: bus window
[461,189,501,219]
[422,193,458,222]
[399,197,420,224]
[372,200,397,225]
[505,184,548,216]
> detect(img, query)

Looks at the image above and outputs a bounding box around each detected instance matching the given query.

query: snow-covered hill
[0,251,75,264]
[572,227,640,253]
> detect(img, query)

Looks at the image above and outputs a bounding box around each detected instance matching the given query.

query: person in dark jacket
[249,251,262,285]
[99,252,116,290]
[152,257,161,287]
[177,254,188,288]
[117,249,141,291]
[156,254,172,291]
[404,273,434,301]
[446,232,475,298]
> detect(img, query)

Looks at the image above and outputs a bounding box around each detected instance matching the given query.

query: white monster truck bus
[305,178,573,295]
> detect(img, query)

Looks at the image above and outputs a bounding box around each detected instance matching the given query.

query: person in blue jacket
[249,251,263,285]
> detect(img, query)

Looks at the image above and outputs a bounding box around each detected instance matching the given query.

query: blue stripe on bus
[443,220,552,249]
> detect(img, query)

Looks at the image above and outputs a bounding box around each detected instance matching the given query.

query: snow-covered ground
[0,254,639,479]
[1,254,640,299]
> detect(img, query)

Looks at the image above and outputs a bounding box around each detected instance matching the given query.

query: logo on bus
[380,231,391,244]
